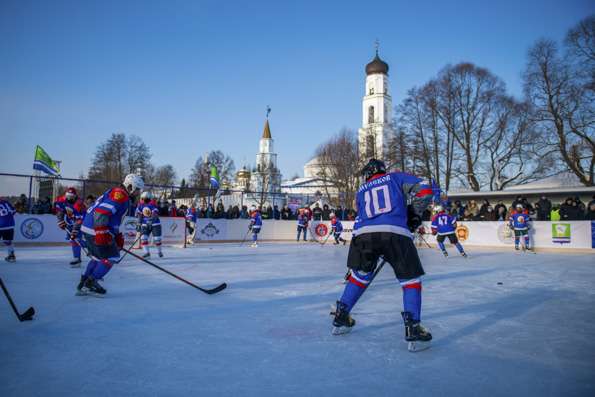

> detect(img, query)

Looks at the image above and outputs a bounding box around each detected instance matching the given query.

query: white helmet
[140,191,152,200]
[123,174,144,194]
[516,204,523,210]
[329,212,336,218]
[434,204,443,213]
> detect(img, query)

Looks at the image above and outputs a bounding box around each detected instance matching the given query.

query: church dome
[365,53,389,75]
[236,167,251,179]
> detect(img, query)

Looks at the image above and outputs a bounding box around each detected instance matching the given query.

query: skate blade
[407,340,431,352]
[75,290,105,298]
[332,326,353,335]
[70,263,82,268]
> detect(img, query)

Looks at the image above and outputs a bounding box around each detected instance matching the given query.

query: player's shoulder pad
[109,187,129,203]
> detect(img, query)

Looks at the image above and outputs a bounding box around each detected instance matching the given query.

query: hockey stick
[417,232,432,249]
[239,228,251,247]
[0,277,35,322]
[122,248,227,294]
[70,230,141,264]
[319,232,333,246]
[331,258,386,316]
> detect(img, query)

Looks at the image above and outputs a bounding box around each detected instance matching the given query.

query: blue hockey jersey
[353,172,433,238]
[297,213,308,227]
[135,203,160,225]
[331,218,343,233]
[431,212,457,235]
[509,211,531,230]
[81,187,130,236]
[250,211,262,229]
[54,196,86,227]
[0,200,16,230]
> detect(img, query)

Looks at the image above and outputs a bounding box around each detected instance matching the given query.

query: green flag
[209,164,220,189]
[33,145,60,176]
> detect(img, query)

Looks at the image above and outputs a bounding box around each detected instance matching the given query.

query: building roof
[503,172,584,191]
[262,119,271,139]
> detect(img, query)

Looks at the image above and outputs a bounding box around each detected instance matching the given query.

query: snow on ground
[0,243,594,397]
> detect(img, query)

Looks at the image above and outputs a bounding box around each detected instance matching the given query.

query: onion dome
[365,52,389,75]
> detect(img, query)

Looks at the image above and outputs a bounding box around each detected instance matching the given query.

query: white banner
[11,214,593,250]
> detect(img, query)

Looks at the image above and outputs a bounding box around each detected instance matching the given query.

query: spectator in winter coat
[536,196,552,220]
[321,204,331,220]
[550,206,561,221]
[586,201,595,220]
[281,205,291,220]
[480,206,496,221]
[479,199,491,216]
[14,194,29,213]
[312,203,323,221]
[511,196,524,209]
[496,205,508,221]
[240,206,249,219]
[560,198,579,221]
[273,205,280,220]
[466,200,480,217]
[494,200,506,217]
[588,195,595,212]
[335,206,345,220]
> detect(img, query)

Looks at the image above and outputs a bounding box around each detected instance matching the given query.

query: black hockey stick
[331,258,386,316]
[70,230,141,264]
[239,229,251,247]
[417,232,432,249]
[0,278,35,322]
[122,248,227,294]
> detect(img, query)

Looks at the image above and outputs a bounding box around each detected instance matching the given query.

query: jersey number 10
[364,185,392,218]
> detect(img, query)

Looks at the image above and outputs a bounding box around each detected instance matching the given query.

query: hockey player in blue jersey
[330,212,346,245]
[0,198,17,262]
[77,174,144,296]
[185,202,198,244]
[135,191,163,258]
[296,208,308,242]
[54,187,87,267]
[509,204,532,251]
[331,159,433,351]
[248,206,262,247]
[430,205,467,258]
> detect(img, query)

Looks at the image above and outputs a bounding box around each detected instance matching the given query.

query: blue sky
[1,0,593,190]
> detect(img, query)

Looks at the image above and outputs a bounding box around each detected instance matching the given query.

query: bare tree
[313,129,360,207]
[523,38,594,186]
[188,150,236,190]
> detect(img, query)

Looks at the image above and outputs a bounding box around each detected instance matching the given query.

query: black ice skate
[84,277,106,296]
[402,311,432,352]
[70,258,82,267]
[461,252,468,258]
[142,252,151,259]
[158,252,164,258]
[442,250,448,258]
[5,253,16,262]
[332,301,355,335]
[75,275,88,296]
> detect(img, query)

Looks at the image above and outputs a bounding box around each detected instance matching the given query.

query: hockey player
[185,202,198,244]
[331,159,434,352]
[77,174,144,296]
[430,205,467,258]
[296,208,308,242]
[0,198,16,262]
[248,206,262,247]
[330,212,346,245]
[54,187,87,267]
[135,191,163,258]
[509,204,532,251]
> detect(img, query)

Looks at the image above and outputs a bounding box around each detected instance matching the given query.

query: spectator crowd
[7,193,595,222]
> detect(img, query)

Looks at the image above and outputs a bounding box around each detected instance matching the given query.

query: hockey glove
[406,205,422,232]
[94,227,112,246]
[248,224,253,231]
[57,220,67,230]
[115,233,125,250]
[70,229,79,240]
[136,223,142,233]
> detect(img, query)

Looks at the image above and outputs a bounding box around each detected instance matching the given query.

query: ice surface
[1,243,594,397]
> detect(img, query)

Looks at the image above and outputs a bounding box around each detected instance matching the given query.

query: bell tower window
[368,106,375,124]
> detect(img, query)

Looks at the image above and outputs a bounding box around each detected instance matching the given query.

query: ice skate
[461,252,468,258]
[70,258,82,267]
[250,242,258,248]
[332,301,355,335]
[142,252,151,259]
[158,251,164,258]
[442,250,448,258]
[5,253,16,262]
[84,277,106,297]
[402,312,432,352]
[75,275,88,296]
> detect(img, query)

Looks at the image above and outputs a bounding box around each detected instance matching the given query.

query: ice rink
[1,242,594,397]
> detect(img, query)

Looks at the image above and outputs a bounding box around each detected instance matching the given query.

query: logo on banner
[169,222,178,233]
[455,224,469,242]
[552,223,571,244]
[20,218,44,240]
[315,223,328,237]
[200,222,220,238]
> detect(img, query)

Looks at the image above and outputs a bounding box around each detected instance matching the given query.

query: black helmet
[361,158,386,181]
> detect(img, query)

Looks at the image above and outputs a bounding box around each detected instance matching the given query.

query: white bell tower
[358,43,393,161]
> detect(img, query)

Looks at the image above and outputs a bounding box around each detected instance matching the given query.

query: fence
[0,172,335,214]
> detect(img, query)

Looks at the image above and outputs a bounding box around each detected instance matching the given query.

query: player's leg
[436,235,448,257]
[141,227,150,258]
[449,234,466,257]
[332,234,379,334]
[153,225,163,257]
[522,230,530,250]
[2,229,16,262]
[514,230,521,250]
[251,227,259,247]
[77,233,118,296]
[387,234,432,350]
[333,231,340,245]
[303,226,308,241]
[296,226,301,241]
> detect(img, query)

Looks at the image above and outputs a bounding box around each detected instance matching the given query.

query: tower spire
[375,38,379,56]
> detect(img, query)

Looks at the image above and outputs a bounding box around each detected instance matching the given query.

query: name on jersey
[358,174,391,193]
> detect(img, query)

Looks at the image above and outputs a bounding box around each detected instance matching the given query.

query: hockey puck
[497,282,503,285]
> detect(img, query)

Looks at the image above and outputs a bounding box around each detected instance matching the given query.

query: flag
[33,145,60,176]
[209,164,220,190]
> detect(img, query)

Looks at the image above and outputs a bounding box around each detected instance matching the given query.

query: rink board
[10,214,595,250]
